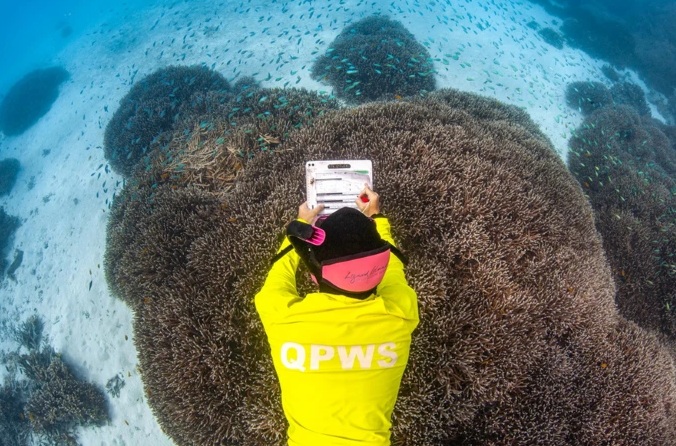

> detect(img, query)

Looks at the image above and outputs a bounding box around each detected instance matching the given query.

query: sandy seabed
[0,0,665,444]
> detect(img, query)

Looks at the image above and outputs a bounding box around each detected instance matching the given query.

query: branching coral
[565,81,613,115]
[311,16,435,104]
[104,184,225,309]
[148,88,340,193]
[12,314,44,352]
[462,318,676,444]
[23,353,109,439]
[561,12,637,69]
[569,105,676,342]
[1,318,109,446]
[610,82,651,117]
[106,88,676,444]
[0,67,70,136]
[103,65,231,177]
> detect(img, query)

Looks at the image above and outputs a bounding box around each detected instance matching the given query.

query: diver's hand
[298,202,324,224]
[355,184,381,217]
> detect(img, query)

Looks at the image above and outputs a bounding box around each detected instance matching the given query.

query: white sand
[0,0,661,444]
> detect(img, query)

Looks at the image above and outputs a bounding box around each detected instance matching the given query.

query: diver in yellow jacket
[255,186,419,446]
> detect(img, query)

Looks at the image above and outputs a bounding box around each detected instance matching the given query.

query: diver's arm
[375,216,419,323]
[254,236,302,321]
[255,203,323,321]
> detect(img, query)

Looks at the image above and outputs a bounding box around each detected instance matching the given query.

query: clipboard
[306,160,373,215]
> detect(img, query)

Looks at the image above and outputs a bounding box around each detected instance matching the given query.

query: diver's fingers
[359,184,374,198]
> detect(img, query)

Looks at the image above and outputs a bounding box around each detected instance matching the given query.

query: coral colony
[104,74,676,443]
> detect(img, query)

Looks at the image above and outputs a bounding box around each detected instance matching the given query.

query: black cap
[312,207,385,263]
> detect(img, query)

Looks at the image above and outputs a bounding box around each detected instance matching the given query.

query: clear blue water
[0,0,159,95]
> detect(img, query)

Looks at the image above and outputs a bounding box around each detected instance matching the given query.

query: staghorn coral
[23,352,109,444]
[103,65,230,178]
[462,318,676,445]
[0,67,70,136]
[565,81,613,116]
[311,16,435,104]
[105,88,339,307]
[12,314,44,352]
[1,318,109,446]
[106,88,676,444]
[232,75,261,95]
[104,183,225,309]
[569,105,676,342]
[610,82,651,117]
[149,88,340,192]
[1,344,110,445]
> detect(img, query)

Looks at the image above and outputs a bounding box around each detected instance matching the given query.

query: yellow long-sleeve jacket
[255,216,419,446]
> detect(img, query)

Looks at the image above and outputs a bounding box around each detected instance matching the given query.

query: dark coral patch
[569,105,676,341]
[610,82,651,117]
[0,207,20,279]
[538,27,564,49]
[565,81,613,115]
[0,67,70,136]
[0,158,20,196]
[311,16,435,104]
[103,65,230,178]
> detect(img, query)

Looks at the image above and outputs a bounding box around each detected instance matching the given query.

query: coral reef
[103,65,231,178]
[104,88,339,308]
[528,0,676,100]
[0,207,20,279]
[106,88,676,444]
[610,82,651,116]
[537,27,564,49]
[601,64,621,83]
[0,158,20,196]
[104,185,226,309]
[569,105,676,342]
[0,379,30,446]
[461,318,676,444]
[154,87,340,192]
[561,11,637,69]
[632,2,676,100]
[13,314,44,352]
[24,353,109,440]
[0,67,70,137]
[311,16,435,104]
[1,315,110,445]
[565,81,613,115]
[232,75,261,95]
